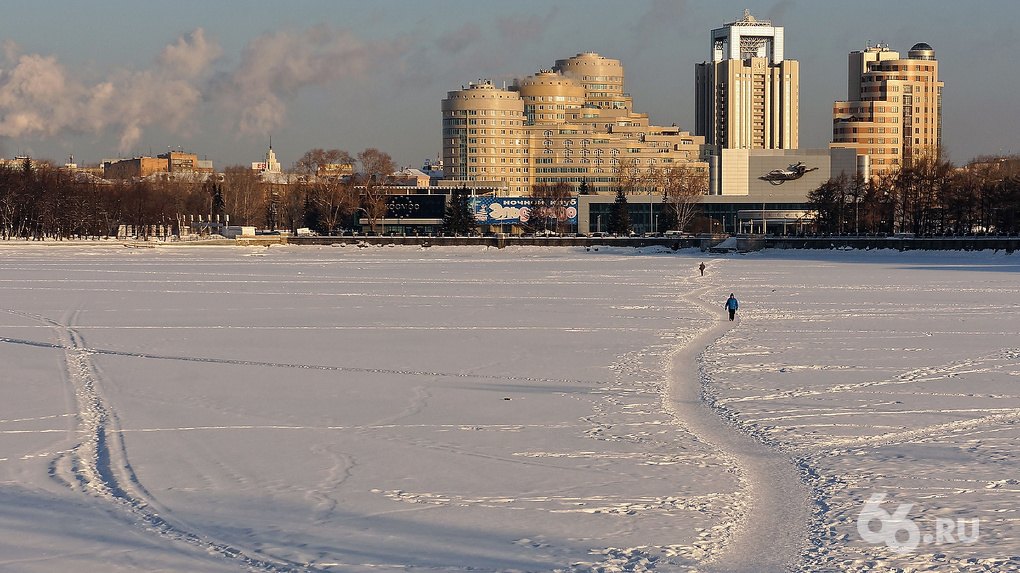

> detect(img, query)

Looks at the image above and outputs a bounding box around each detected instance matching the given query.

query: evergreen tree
[441,186,477,235]
[608,188,632,235]
[211,181,226,219]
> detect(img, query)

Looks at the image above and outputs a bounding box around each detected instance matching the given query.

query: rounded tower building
[552,52,630,110]
[441,80,527,190]
[513,71,585,125]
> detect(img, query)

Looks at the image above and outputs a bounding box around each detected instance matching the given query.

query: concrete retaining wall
[287,235,701,250]
[762,236,1019,253]
[241,234,1019,253]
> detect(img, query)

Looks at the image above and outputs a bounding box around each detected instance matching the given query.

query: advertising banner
[470,197,578,225]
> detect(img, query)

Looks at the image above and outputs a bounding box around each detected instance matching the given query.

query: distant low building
[103,156,166,179]
[0,156,47,171]
[392,168,434,187]
[103,151,212,180]
[317,163,354,179]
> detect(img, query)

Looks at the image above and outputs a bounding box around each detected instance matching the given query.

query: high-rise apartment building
[831,43,943,176]
[441,53,706,195]
[695,10,799,150]
[440,80,530,193]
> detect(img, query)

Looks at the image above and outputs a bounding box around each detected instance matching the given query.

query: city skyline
[1,0,1017,170]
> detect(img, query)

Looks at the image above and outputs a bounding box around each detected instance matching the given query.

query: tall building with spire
[695,10,799,150]
[831,42,943,176]
[252,140,282,174]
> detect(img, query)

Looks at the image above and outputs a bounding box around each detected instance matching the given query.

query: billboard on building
[470,197,578,225]
[386,195,447,219]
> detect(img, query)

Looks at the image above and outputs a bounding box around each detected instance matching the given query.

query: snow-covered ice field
[0,243,1018,572]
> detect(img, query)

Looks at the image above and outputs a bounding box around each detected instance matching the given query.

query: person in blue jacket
[725,293,738,321]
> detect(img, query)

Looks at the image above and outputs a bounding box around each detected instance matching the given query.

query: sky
[1,0,1017,170]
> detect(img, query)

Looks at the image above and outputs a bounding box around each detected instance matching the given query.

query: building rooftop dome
[908,42,935,60]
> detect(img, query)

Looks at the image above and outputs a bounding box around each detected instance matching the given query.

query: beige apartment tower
[441,81,529,192]
[695,11,800,150]
[831,43,943,176]
[551,52,628,111]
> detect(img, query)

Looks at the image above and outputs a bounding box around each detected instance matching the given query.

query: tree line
[0,149,398,240]
[7,146,1016,240]
[0,157,219,240]
[0,150,710,240]
[808,151,1020,235]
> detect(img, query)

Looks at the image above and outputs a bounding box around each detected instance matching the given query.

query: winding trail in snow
[666,283,811,572]
[13,308,327,573]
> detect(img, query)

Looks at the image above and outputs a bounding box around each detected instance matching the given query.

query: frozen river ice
[0,243,1018,572]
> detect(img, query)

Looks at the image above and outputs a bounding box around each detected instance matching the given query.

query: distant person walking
[725,293,738,321]
[699,262,706,276]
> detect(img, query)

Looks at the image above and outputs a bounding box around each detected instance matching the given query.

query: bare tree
[861,172,897,234]
[893,146,954,234]
[357,148,395,233]
[274,182,307,233]
[222,166,266,227]
[807,173,849,234]
[296,149,357,235]
[654,162,707,233]
[0,165,17,239]
[614,157,644,195]
[296,148,351,177]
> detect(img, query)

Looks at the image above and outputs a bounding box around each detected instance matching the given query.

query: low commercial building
[577,147,860,234]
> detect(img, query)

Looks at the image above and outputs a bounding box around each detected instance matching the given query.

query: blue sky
[1,0,1017,169]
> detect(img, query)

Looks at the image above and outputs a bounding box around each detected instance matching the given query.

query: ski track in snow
[0,334,597,386]
[17,308,331,573]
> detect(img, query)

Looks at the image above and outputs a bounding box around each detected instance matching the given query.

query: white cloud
[215,25,372,136]
[0,29,220,153]
[0,25,386,151]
